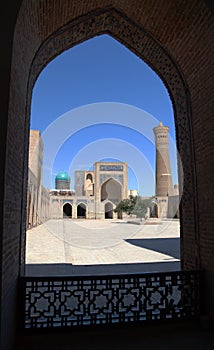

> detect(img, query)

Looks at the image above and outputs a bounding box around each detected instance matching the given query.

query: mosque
[26,122,179,228]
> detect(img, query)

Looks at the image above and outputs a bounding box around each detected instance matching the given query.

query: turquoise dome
[55,171,70,181]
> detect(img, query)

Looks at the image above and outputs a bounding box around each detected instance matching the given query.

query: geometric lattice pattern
[18,270,201,330]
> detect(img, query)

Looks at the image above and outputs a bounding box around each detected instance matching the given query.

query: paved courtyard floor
[26,218,180,275]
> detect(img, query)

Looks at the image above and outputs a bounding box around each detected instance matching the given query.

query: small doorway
[77,203,86,218]
[63,203,72,218]
[105,202,113,219]
[150,203,158,218]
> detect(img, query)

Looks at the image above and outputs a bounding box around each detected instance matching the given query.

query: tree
[114,195,137,216]
[132,197,153,219]
[114,195,155,219]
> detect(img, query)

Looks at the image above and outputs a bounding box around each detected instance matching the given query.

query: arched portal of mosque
[101,178,122,204]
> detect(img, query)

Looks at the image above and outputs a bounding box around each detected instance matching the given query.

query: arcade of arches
[48,161,128,220]
[1,1,213,349]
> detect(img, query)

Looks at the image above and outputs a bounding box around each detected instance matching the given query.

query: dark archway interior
[77,204,86,218]
[86,173,93,181]
[63,203,72,218]
[150,204,158,218]
[105,202,113,219]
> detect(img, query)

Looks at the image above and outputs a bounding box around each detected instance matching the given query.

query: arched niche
[63,203,72,218]
[77,203,86,218]
[105,202,114,219]
[101,178,122,204]
[12,4,201,275]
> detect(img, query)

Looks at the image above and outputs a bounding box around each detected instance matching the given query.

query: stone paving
[26,218,180,275]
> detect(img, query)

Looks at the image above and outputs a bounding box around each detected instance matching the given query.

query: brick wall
[1,1,213,349]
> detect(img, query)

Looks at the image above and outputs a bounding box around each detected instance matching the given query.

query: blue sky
[31,34,177,195]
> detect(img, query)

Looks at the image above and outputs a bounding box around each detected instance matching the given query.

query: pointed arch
[105,202,113,219]
[63,203,72,218]
[77,203,87,218]
[23,7,197,269]
[101,177,122,204]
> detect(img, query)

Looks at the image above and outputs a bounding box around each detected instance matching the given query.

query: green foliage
[114,195,137,215]
[132,197,152,218]
[114,195,155,219]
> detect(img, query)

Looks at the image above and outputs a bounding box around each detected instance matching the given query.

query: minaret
[153,122,173,196]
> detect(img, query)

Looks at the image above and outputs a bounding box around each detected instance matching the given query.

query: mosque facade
[27,123,179,228]
[49,161,128,220]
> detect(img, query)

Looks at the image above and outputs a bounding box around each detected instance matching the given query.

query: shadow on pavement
[25,261,180,276]
[125,238,180,259]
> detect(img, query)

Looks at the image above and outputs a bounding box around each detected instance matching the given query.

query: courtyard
[26,218,180,275]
